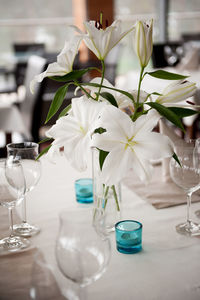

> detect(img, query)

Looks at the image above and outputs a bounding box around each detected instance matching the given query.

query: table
[1,155,200,300]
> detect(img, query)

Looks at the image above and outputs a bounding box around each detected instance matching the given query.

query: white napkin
[177,47,199,71]
[159,119,186,182]
[123,164,200,209]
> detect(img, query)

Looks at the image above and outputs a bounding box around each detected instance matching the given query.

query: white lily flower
[84,77,152,114]
[84,77,134,110]
[156,80,197,106]
[133,19,153,68]
[83,20,133,60]
[46,96,106,171]
[30,35,82,93]
[92,107,173,185]
[131,90,151,103]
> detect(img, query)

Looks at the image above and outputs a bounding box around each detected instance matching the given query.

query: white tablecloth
[1,155,200,300]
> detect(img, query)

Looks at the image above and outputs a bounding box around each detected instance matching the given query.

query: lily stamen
[187,100,195,105]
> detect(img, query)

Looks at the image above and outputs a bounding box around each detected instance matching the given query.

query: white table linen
[1,155,200,300]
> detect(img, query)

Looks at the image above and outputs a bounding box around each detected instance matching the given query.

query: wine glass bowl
[55,208,111,289]
[170,140,200,236]
[6,142,41,237]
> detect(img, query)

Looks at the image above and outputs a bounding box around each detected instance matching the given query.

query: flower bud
[156,80,197,105]
[134,20,153,68]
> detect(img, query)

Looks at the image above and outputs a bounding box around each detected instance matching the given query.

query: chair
[13,43,45,88]
[151,42,183,68]
[19,55,47,141]
[0,54,46,157]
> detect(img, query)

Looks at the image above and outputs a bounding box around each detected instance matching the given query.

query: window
[0,0,73,68]
[169,0,200,40]
[114,0,158,73]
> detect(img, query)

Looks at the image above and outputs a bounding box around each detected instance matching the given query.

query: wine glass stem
[186,191,192,225]
[8,208,14,237]
[22,195,27,223]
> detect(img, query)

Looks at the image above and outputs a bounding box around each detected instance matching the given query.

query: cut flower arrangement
[31,16,198,220]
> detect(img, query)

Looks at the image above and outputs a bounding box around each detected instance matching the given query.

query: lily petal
[46,96,106,171]
[92,106,173,185]
[134,132,174,159]
[83,20,134,60]
[156,80,197,106]
[30,36,82,93]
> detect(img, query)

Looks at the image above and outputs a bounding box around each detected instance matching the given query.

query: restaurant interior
[0,0,200,156]
[1,1,200,300]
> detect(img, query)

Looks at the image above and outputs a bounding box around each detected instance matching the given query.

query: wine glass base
[176,221,200,236]
[0,235,30,254]
[13,222,40,237]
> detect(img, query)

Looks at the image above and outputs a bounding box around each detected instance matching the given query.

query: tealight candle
[115,220,142,254]
[75,178,93,204]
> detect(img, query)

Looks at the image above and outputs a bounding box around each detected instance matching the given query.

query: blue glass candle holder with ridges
[115,220,142,254]
[75,178,93,204]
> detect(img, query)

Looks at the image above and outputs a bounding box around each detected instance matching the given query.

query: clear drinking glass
[92,147,121,235]
[0,158,30,254]
[193,138,200,218]
[6,142,41,237]
[170,140,200,236]
[55,208,111,299]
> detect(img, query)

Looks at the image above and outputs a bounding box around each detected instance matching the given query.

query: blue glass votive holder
[75,178,93,204]
[115,220,143,254]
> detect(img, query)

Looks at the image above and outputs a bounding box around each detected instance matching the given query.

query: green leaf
[36,145,52,160]
[49,69,90,82]
[147,70,188,80]
[131,110,148,122]
[173,152,181,167]
[150,92,162,96]
[38,137,53,144]
[168,107,198,118]
[147,102,185,132]
[45,84,69,124]
[94,127,106,134]
[99,150,109,170]
[58,104,72,118]
[81,82,134,102]
[100,92,118,107]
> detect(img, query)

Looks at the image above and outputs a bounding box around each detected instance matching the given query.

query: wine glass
[55,207,111,299]
[164,45,178,66]
[6,142,41,237]
[0,158,30,254]
[170,139,200,236]
[193,138,200,218]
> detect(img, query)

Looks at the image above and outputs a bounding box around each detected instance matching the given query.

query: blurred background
[0,0,200,156]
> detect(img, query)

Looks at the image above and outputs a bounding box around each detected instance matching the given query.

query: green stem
[103,185,110,210]
[81,83,134,102]
[74,81,96,100]
[93,192,102,224]
[96,60,105,100]
[111,185,120,211]
[137,66,144,105]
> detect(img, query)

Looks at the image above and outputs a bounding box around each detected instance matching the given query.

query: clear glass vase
[92,148,121,235]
